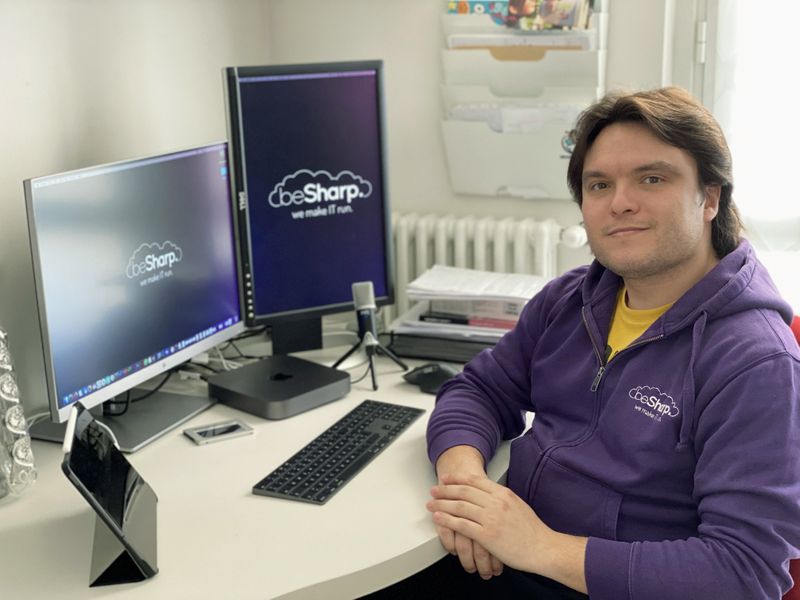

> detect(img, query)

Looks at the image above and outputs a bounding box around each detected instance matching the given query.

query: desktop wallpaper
[29,145,241,406]
[237,68,390,317]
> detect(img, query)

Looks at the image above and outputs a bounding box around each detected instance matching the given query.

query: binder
[387,332,495,364]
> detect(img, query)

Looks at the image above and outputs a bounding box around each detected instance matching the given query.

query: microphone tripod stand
[333,331,407,391]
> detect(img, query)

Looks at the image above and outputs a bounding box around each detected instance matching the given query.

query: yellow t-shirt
[606,288,672,361]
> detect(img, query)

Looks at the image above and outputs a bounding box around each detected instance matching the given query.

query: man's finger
[436,525,457,555]
[491,553,504,576]
[472,540,495,580]
[427,497,483,524]
[454,532,476,573]
[433,509,484,542]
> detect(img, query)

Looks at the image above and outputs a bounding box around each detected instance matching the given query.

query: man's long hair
[566,87,743,257]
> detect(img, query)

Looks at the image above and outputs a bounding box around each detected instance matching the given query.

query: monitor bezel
[24,141,246,424]
[223,60,395,328]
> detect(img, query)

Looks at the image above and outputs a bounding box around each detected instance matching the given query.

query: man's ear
[702,185,721,223]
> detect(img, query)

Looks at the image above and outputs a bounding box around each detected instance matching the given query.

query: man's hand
[433,446,503,580]
[426,472,589,594]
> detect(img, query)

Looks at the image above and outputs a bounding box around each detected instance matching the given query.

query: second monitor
[215,60,394,418]
[224,60,394,353]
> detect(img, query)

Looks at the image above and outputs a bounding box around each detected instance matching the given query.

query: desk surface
[1,354,509,599]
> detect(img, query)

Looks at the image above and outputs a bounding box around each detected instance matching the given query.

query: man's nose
[609,183,639,215]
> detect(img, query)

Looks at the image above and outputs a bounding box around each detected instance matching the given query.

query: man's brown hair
[566,87,742,257]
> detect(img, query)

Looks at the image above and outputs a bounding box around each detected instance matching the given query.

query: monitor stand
[30,391,214,453]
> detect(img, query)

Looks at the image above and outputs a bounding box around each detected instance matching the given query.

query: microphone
[352,281,378,343]
[332,281,407,386]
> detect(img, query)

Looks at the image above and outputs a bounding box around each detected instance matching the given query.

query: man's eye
[588,182,608,191]
[643,176,663,184]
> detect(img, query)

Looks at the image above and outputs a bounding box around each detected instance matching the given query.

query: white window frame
[675,0,800,313]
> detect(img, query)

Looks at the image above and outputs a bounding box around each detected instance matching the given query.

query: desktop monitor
[223,60,394,355]
[24,142,245,451]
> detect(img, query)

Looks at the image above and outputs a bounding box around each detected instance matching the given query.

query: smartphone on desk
[183,419,253,445]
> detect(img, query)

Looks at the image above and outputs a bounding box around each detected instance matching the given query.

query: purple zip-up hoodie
[427,240,800,599]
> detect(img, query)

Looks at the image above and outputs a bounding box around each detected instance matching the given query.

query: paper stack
[388,265,548,362]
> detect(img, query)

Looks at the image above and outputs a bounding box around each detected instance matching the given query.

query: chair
[784,316,800,600]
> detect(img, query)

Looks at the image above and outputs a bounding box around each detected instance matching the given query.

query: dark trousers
[359,553,590,600]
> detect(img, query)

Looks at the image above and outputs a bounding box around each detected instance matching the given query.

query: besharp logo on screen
[126,241,183,287]
[268,169,373,221]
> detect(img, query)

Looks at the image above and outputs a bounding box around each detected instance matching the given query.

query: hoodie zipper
[581,306,665,392]
[590,366,605,392]
[582,307,607,392]
[523,307,614,499]
[522,307,668,505]
[523,306,659,503]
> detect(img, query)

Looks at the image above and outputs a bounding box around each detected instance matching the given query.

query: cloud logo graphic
[629,385,679,418]
[126,241,183,279]
[267,169,373,208]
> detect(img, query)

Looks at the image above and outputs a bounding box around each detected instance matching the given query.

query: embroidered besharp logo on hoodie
[630,386,679,422]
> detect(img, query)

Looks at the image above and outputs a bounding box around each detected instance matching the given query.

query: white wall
[0,0,672,415]
[0,0,272,415]
[267,0,672,271]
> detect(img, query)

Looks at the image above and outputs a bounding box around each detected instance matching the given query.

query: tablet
[62,403,158,586]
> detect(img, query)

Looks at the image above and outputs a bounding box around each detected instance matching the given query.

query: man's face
[580,121,720,282]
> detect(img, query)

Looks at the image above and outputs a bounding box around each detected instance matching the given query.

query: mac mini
[207,355,350,419]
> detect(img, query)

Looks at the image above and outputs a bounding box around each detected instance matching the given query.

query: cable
[26,411,52,427]
[350,362,373,385]
[214,346,242,371]
[104,370,176,417]
[128,369,175,402]
[225,340,267,360]
[186,361,220,375]
[216,326,267,354]
[232,326,267,341]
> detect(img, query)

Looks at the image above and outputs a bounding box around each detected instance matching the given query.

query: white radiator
[388,212,586,319]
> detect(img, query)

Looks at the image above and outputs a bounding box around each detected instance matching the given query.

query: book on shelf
[427,297,525,320]
[446,1,595,31]
[406,264,547,304]
[387,331,495,364]
[398,264,547,334]
[510,0,593,31]
[392,301,510,340]
[419,311,517,330]
[446,1,509,25]
[388,265,549,362]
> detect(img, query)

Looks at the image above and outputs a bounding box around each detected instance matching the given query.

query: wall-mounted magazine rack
[442,48,603,95]
[442,119,576,199]
[439,4,609,200]
[441,84,597,110]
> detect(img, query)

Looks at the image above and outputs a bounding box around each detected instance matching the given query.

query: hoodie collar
[582,239,794,337]
[581,239,793,452]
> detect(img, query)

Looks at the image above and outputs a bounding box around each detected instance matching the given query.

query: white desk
[0,355,509,599]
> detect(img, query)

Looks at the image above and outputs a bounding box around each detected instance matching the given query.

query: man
[425,87,800,599]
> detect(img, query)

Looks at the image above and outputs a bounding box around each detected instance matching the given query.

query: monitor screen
[25,143,245,428]
[224,61,394,352]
